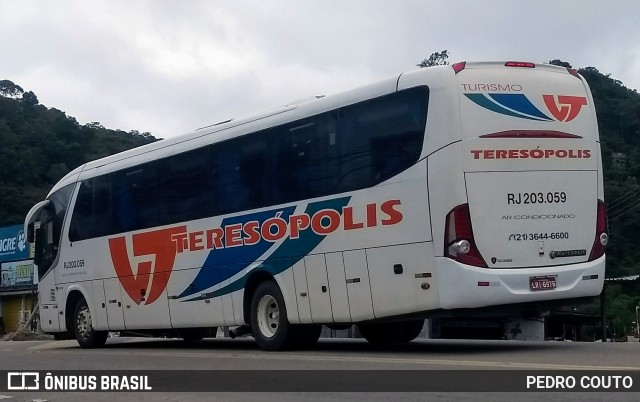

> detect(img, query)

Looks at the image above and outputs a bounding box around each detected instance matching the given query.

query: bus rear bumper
[435,256,605,310]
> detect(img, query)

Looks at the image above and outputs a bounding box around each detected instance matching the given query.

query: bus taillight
[505,61,535,68]
[566,68,582,79]
[452,62,466,74]
[444,204,487,267]
[588,200,608,261]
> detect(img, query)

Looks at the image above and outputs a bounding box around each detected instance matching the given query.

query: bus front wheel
[250,281,296,351]
[74,298,108,348]
[250,280,321,351]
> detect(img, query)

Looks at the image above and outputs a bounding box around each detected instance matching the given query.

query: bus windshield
[34,183,75,279]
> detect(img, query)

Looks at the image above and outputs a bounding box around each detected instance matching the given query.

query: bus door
[166,268,226,328]
[119,271,172,330]
[25,189,73,333]
[102,278,125,329]
[33,213,63,332]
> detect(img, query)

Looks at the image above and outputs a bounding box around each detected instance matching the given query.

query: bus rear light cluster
[566,68,581,79]
[505,61,535,68]
[588,200,608,261]
[444,204,487,267]
[452,62,466,74]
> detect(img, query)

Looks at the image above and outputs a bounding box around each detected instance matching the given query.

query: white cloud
[1,0,639,139]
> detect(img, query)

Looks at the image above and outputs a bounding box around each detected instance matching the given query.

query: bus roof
[49,62,582,196]
[48,72,409,195]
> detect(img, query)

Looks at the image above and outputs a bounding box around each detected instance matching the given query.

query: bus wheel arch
[243,270,276,324]
[65,290,85,334]
[248,279,321,351]
[250,280,294,351]
[71,295,108,348]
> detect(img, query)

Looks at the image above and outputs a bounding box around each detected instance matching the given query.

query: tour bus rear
[438,62,606,310]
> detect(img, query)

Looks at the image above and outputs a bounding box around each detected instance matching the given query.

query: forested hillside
[0,80,157,226]
[569,63,640,336]
[575,65,640,278]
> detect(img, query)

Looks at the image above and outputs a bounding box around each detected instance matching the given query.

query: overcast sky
[2,0,639,139]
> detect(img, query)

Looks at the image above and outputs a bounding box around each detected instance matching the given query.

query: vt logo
[465,93,587,122]
[542,95,587,122]
[108,226,186,305]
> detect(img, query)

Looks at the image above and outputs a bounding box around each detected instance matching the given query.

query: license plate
[529,276,557,291]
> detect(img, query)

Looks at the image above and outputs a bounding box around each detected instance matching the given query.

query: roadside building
[0,224,35,333]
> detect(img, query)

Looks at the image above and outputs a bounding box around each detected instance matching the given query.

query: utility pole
[600,287,607,341]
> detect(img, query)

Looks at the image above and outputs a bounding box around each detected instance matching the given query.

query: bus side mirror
[27,223,35,243]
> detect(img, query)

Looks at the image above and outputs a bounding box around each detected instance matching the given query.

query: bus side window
[370,133,422,182]
[338,106,371,191]
[70,176,114,241]
[339,88,427,191]
[113,170,142,232]
[69,180,94,241]
[159,147,210,224]
[38,183,74,274]
[91,175,113,237]
[212,136,267,215]
[274,113,338,203]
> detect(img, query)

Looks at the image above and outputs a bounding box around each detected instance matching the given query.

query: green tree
[417,50,449,68]
[605,283,640,337]
[0,80,24,98]
[22,91,39,106]
[549,59,572,68]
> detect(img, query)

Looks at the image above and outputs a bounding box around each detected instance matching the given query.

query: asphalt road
[1,337,639,401]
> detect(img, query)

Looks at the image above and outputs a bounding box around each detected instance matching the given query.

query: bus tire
[250,280,296,351]
[358,319,424,344]
[74,298,108,348]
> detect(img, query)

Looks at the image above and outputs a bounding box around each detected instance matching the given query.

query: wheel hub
[76,306,92,341]
[257,295,279,338]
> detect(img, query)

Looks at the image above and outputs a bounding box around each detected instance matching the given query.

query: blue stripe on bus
[177,206,296,299]
[182,196,351,301]
[488,94,552,121]
[464,93,550,121]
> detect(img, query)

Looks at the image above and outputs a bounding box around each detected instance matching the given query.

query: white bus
[25,61,607,350]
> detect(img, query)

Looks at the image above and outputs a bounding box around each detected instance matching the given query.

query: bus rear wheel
[250,281,294,351]
[358,319,424,344]
[74,298,108,348]
[250,281,321,351]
